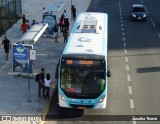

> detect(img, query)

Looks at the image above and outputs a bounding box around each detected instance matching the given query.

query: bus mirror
[107,70,111,77]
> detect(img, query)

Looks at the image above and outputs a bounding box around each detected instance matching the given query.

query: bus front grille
[70,104,94,109]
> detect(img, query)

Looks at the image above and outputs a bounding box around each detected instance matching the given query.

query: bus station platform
[0,0,90,123]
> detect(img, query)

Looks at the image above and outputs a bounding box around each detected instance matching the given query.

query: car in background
[130,4,147,21]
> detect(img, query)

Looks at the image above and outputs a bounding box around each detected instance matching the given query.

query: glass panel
[133,7,145,12]
[60,67,105,96]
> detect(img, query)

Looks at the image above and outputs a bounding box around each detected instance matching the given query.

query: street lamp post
[71,0,72,20]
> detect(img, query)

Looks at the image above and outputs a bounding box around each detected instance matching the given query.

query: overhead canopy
[17,23,48,44]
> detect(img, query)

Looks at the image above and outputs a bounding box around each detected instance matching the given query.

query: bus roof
[62,12,108,58]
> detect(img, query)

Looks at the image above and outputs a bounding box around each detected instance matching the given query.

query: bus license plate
[78,106,86,109]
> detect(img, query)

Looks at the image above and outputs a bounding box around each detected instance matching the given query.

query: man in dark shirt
[1,36,11,60]
[38,68,45,98]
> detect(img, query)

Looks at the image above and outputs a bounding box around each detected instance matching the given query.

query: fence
[0,0,22,36]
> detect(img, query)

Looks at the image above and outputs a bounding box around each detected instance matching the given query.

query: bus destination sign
[65,60,102,66]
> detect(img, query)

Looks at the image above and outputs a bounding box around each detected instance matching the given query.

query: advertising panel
[13,44,33,73]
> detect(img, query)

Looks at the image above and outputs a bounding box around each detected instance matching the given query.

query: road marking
[132,121,136,124]
[124,49,127,54]
[121,24,123,27]
[128,86,132,94]
[120,16,123,20]
[127,74,131,81]
[141,0,143,4]
[121,20,123,23]
[125,57,128,62]
[123,42,126,47]
[122,37,125,42]
[121,27,124,31]
[130,99,134,109]
[157,33,160,39]
[126,64,129,71]
[122,32,125,36]
[6,61,10,63]
[150,17,155,27]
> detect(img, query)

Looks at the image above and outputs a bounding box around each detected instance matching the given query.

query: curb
[40,84,57,124]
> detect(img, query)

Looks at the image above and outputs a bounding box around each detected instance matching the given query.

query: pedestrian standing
[65,18,70,32]
[63,27,68,44]
[21,21,29,33]
[1,36,11,60]
[59,15,64,32]
[63,10,67,21]
[31,20,38,26]
[22,14,26,23]
[54,23,59,42]
[71,5,76,21]
[42,7,47,15]
[26,20,30,29]
[44,73,53,100]
[38,68,45,98]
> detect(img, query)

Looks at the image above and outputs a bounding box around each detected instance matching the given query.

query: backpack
[35,73,40,82]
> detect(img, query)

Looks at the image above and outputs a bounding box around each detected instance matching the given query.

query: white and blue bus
[56,12,111,109]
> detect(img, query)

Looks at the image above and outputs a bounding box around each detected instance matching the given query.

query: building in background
[0,0,22,36]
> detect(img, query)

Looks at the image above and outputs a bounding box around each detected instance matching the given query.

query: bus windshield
[60,67,105,98]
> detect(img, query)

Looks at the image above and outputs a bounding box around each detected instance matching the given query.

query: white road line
[126,64,130,71]
[128,86,132,94]
[6,61,10,64]
[141,0,143,4]
[125,57,128,62]
[122,37,125,42]
[121,20,123,23]
[120,16,123,20]
[124,49,127,54]
[150,17,155,27]
[157,33,160,39]
[123,42,126,47]
[132,121,136,124]
[127,74,131,81]
[121,24,123,27]
[122,32,125,36]
[121,28,124,31]
[130,99,134,109]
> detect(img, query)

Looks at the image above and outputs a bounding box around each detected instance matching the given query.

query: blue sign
[13,44,28,60]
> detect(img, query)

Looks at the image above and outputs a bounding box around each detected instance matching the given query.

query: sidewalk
[0,0,90,124]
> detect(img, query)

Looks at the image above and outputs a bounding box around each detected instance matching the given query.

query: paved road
[47,0,160,124]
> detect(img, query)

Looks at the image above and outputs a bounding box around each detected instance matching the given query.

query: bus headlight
[99,95,106,103]
[143,14,146,17]
[131,13,136,17]
[59,94,66,101]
